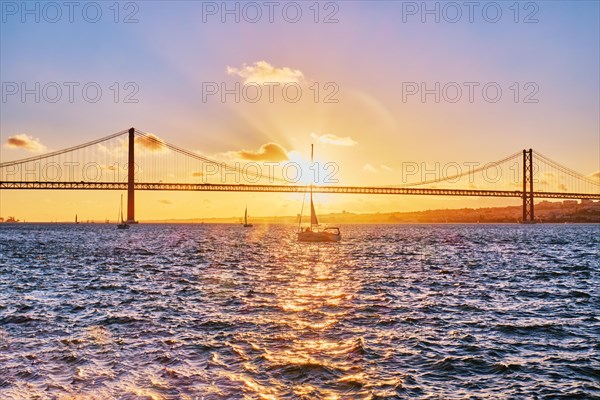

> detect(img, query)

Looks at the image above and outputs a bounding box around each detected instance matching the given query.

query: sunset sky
[1,1,599,221]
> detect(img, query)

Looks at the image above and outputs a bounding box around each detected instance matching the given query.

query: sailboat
[243,205,253,227]
[297,144,341,242]
[117,194,129,229]
[75,214,79,224]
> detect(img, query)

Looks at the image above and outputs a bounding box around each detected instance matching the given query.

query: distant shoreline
[2,200,598,225]
[4,204,599,224]
[3,221,599,225]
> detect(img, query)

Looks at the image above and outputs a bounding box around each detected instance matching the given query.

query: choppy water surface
[0,224,598,399]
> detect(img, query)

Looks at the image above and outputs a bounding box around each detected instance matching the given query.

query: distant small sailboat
[75,214,79,224]
[297,144,341,242]
[243,205,253,227]
[117,194,129,229]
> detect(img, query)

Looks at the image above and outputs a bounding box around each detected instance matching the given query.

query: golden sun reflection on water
[213,242,366,399]
[267,244,368,397]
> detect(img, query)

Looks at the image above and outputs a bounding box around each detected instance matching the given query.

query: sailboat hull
[297,230,341,242]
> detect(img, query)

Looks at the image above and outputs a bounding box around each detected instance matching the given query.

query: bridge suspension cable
[387,151,523,189]
[535,151,600,188]
[133,129,289,184]
[0,129,129,168]
[0,128,291,185]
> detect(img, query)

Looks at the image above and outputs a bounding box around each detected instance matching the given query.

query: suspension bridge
[1,128,599,223]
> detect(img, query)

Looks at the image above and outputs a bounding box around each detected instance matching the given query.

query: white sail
[310,194,318,226]
[117,194,129,229]
[120,195,124,223]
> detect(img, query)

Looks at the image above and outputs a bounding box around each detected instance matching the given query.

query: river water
[0,223,598,399]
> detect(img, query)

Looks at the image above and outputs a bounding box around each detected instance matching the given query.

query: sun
[285,146,339,187]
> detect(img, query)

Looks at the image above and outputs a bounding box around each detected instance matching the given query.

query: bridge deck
[1,181,598,200]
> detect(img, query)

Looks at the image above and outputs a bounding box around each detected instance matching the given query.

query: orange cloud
[590,171,600,181]
[236,143,289,162]
[192,171,203,177]
[158,199,172,205]
[227,61,303,84]
[5,134,46,153]
[135,134,166,151]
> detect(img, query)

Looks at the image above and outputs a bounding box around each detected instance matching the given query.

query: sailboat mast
[310,144,313,225]
[309,144,319,227]
[245,206,248,225]
[120,194,124,223]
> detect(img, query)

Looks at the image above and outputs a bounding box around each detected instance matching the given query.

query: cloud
[236,143,289,162]
[97,141,127,157]
[363,164,392,173]
[363,163,377,173]
[227,61,304,84]
[192,171,203,177]
[590,171,600,181]
[135,134,166,151]
[158,199,172,205]
[5,134,47,153]
[310,132,357,147]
